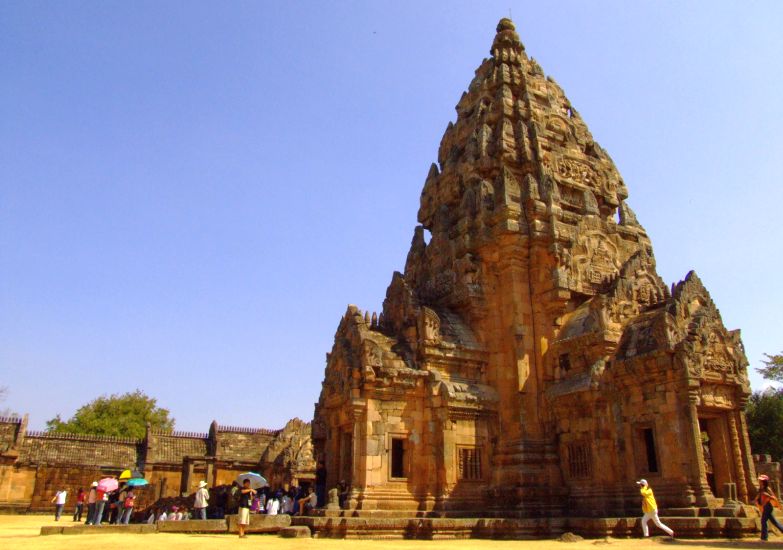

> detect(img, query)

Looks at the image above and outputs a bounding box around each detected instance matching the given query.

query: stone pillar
[158,476,167,500]
[206,461,214,487]
[686,396,710,506]
[737,407,758,499]
[497,253,535,436]
[439,410,455,511]
[181,459,194,495]
[727,412,748,502]
[348,400,366,510]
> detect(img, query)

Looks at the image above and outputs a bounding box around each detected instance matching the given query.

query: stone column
[206,461,214,487]
[727,412,748,502]
[348,400,366,510]
[686,395,710,506]
[181,459,194,495]
[736,408,758,496]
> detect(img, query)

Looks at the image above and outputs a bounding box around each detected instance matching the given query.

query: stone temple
[312,19,757,533]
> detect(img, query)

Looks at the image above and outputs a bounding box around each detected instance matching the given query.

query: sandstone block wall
[0,416,314,511]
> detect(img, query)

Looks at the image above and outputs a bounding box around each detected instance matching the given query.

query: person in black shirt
[237,479,255,538]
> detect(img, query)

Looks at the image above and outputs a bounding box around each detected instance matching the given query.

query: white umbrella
[236,472,267,489]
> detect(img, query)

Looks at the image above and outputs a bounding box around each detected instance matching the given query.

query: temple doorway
[698,418,717,497]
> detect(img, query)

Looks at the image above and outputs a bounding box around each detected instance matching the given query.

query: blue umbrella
[236,472,267,489]
[126,478,149,487]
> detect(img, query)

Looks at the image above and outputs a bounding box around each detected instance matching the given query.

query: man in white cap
[194,480,209,520]
[637,479,674,538]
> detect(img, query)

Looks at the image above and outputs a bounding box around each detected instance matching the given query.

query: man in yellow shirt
[637,479,674,537]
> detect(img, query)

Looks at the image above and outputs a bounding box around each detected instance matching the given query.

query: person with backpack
[756,474,783,541]
[120,489,135,524]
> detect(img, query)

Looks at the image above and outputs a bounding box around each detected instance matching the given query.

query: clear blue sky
[2,1,782,432]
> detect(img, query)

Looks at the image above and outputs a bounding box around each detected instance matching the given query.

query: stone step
[225,513,290,533]
[157,519,228,533]
[41,524,157,535]
[280,525,312,538]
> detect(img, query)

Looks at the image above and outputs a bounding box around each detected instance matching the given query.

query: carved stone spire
[411,18,652,311]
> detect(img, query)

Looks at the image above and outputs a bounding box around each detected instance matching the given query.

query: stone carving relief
[570,233,620,291]
[700,384,736,409]
[419,307,442,345]
[701,330,736,375]
[323,352,350,397]
[554,157,601,191]
[261,418,316,476]
[669,272,748,384]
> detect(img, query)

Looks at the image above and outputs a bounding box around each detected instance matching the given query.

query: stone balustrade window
[567,442,592,479]
[458,446,482,480]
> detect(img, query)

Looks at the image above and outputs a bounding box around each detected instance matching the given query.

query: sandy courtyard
[1,515,781,550]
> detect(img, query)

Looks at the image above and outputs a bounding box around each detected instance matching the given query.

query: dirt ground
[2,515,781,550]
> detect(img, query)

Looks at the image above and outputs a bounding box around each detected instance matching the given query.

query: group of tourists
[51,481,136,525]
[49,465,782,540]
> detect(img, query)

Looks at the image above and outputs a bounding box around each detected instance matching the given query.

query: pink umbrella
[97,477,118,492]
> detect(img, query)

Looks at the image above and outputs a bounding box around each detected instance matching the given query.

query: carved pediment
[668,272,749,382]
[603,250,669,325]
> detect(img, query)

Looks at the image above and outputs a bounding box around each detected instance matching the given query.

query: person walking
[756,474,783,541]
[120,489,135,524]
[85,482,98,524]
[51,488,67,521]
[73,488,85,522]
[194,480,210,520]
[637,479,674,538]
[237,479,255,538]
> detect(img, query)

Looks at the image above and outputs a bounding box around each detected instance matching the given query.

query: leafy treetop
[46,390,174,440]
[758,352,783,383]
[746,387,783,462]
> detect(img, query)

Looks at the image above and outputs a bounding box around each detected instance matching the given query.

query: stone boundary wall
[753,454,781,495]
[0,416,315,512]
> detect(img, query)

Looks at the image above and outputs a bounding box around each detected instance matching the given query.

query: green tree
[46,390,174,439]
[746,388,783,461]
[758,352,783,383]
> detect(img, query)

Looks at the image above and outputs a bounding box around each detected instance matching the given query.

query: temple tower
[314,18,754,519]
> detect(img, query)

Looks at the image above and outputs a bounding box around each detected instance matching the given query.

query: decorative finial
[492,16,524,58]
[497,18,515,33]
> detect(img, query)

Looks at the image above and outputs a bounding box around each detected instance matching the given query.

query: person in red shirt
[94,488,108,526]
[73,488,86,522]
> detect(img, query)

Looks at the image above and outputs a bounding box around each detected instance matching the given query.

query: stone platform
[157,519,228,533]
[40,524,157,535]
[225,513,290,533]
[291,514,760,540]
[38,511,761,540]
